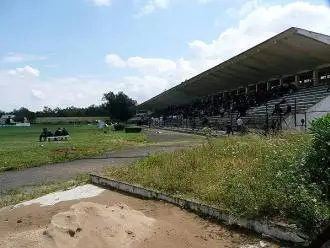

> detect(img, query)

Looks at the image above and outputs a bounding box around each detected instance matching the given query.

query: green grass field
[0,124,147,172]
[104,132,330,234]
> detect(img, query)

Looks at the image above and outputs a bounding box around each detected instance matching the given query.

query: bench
[46,135,70,142]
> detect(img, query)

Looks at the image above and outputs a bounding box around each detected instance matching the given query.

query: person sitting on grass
[54,128,62,137]
[47,129,54,138]
[61,128,69,136]
[39,128,48,142]
[39,128,53,142]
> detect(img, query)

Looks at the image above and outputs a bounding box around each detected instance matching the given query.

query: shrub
[125,127,142,133]
[306,113,330,200]
[105,133,329,235]
[113,123,125,131]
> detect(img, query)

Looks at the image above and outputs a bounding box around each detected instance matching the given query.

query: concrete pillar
[295,74,299,85]
[266,82,270,91]
[245,87,248,94]
[313,70,319,86]
[255,84,258,93]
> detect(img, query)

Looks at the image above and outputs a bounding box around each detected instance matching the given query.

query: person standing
[237,116,243,133]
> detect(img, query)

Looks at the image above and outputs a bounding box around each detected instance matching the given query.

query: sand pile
[3,202,155,248]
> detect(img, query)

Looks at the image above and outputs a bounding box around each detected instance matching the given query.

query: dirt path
[0,188,279,248]
[0,130,204,191]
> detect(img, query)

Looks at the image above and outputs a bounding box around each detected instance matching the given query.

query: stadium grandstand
[138,27,330,133]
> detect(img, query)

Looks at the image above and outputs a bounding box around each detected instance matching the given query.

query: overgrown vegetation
[0,124,147,172]
[306,114,330,199]
[104,119,330,235]
[0,174,89,208]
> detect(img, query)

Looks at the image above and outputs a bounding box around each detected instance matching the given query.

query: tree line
[0,91,137,123]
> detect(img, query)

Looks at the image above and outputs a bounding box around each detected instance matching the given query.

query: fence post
[265,103,269,134]
[294,98,297,127]
[304,112,307,131]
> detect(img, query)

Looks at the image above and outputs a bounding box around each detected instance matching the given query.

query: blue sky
[0,0,330,111]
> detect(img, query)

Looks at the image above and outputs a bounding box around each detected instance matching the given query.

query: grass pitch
[0,124,147,172]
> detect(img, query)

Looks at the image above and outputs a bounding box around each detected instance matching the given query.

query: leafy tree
[12,107,37,123]
[102,91,137,121]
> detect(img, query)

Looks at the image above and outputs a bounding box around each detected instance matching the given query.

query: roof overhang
[139,27,330,111]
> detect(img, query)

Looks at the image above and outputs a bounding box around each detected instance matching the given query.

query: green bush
[125,127,142,133]
[104,133,329,235]
[307,114,330,200]
[113,123,125,131]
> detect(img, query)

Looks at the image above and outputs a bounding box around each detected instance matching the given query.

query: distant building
[0,115,15,125]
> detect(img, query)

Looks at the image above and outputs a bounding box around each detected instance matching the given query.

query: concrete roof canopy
[139,27,330,111]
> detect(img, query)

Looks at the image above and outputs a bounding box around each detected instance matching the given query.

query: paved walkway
[0,129,203,191]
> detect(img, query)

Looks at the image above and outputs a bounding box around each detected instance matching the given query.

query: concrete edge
[152,127,225,137]
[89,173,309,245]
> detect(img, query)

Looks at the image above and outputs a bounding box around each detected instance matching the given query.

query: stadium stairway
[154,85,330,133]
[241,85,330,129]
[248,85,330,116]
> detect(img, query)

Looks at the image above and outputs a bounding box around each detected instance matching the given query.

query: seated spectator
[61,128,69,136]
[39,128,48,142]
[285,104,292,115]
[279,99,286,104]
[226,122,233,135]
[289,83,298,94]
[201,117,209,127]
[54,128,62,136]
[272,103,283,115]
[47,130,54,137]
[219,107,225,117]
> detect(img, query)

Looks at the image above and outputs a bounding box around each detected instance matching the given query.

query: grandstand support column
[295,74,299,85]
[313,70,319,86]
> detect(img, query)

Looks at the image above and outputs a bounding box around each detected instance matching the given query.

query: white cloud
[106,53,200,80]
[111,1,330,104]
[1,1,330,112]
[194,1,330,62]
[227,0,260,16]
[197,0,214,4]
[105,54,126,67]
[137,0,171,16]
[8,66,40,77]
[2,53,47,63]
[90,0,112,6]
[31,89,46,100]
[0,70,174,111]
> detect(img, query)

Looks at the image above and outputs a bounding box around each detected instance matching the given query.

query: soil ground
[0,189,279,248]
